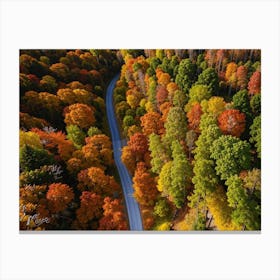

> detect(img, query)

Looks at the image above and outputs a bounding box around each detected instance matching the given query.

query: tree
[40,75,58,93]
[20,164,62,186]
[226,175,261,230]
[187,103,203,133]
[64,103,95,129]
[153,198,171,218]
[142,208,155,230]
[50,63,70,81]
[189,117,221,210]
[232,89,252,117]
[170,141,192,208]
[250,116,261,158]
[157,161,172,195]
[232,90,252,135]
[248,71,261,95]
[164,107,187,146]
[218,109,246,137]
[146,77,157,110]
[225,62,238,94]
[31,128,75,161]
[206,185,238,230]
[148,133,170,175]
[159,101,172,122]
[133,162,159,206]
[236,65,248,90]
[156,85,169,107]
[76,192,103,227]
[57,88,93,105]
[173,90,188,108]
[196,67,219,95]
[66,125,86,149]
[210,135,251,180]
[87,126,102,136]
[121,146,137,174]
[23,91,62,124]
[20,145,55,172]
[77,167,119,196]
[127,133,148,161]
[186,130,197,159]
[188,84,212,104]
[123,115,135,128]
[202,96,226,117]
[20,130,43,149]
[140,112,164,136]
[115,101,130,120]
[166,82,179,100]
[225,62,237,81]
[250,93,261,116]
[175,58,197,93]
[20,112,49,130]
[82,134,114,168]
[46,183,74,213]
[98,197,128,230]
[158,72,171,87]
[127,91,142,109]
[242,168,261,196]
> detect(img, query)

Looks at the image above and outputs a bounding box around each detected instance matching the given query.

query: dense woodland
[20,49,128,230]
[20,49,261,231]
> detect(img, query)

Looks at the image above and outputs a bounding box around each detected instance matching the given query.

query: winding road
[106,74,143,231]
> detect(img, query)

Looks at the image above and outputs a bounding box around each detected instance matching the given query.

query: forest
[19,49,261,231]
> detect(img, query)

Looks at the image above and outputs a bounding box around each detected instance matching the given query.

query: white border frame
[1,0,280,279]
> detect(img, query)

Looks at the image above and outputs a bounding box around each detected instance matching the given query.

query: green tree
[164,107,187,146]
[250,93,261,116]
[210,135,251,180]
[20,145,55,172]
[250,116,261,158]
[243,169,261,201]
[195,67,219,95]
[87,126,102,136]
[232,89,252,118]
[170,141,192,208]
[189,115,221,210]
[188,84,212,104]
[123,115,135,127]
[148,133,170,174]
[175,58,197,93]
[157,161,172,195]
[153,198,171,218]
[226,175,261,230]
[173,90,188,108]
[66,125,86,149]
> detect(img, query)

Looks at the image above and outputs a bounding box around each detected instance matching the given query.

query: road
[106,74,143,231]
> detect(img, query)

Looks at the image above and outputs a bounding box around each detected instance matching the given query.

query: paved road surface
[106,74,143,231]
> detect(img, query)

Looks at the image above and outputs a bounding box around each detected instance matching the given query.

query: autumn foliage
[20,49,261,231]
[218,109,246,137]
[64,103,96,129]
[46,183,74,213]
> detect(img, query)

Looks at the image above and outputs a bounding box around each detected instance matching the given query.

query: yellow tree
[64,103,95,129]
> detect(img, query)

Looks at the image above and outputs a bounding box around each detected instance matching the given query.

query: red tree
[236,65,248,90]
[248,71,261,95]
[98,197,128,230]
[127,133,149,161]
[218,109,246,137]
[187,103,203,133]
[133,162,159,206]
[156,86,169,107]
